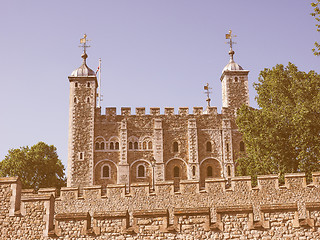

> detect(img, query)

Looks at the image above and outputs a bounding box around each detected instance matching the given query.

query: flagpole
[98,58,101,108]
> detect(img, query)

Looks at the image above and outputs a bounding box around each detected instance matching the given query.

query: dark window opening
[235,77,238,82]
[95,142,99,150]
[148,141,152,150]
[192,166,196,176]
[87,82,90,87]
[75,82,78,87]
[110,142,114,150]
[206,142,212,152]
[87,97,90,103]
[143,141,147,150]
[129,142,133,149]
[100,142,105,150]
[173,142,179,152]
[226,143,229,152]
[227,165,231,177]
[240,141,245,152]
[115,142,119,150]
[174,166,180,178]
[134,142,138,149]
[74,97,77,103]
[207,166,213,177]
[138,165,145,178]
[79,152,83,160]
[102,165,110,178]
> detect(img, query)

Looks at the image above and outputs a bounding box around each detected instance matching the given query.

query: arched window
[110,142,114,150]
[129,142,133,149]
[100,142,105,150]
[137,165,145,178]
[134,142,138,149]
[148,141,152,150]
[207,166,213,177]
[102,165,110,178]
[75,82,78,87]
[95,142,100,150]
[87,82,90,88]
[115,142,119,150]
[143,141,147,150]
[240,141,245,152]
[227,165,231,177]
[174,166,180,178]
[192,166,196,176]
[87,97,90,103]
[173,142,179,152]
[206,142,212,152]
[234,76,238,82]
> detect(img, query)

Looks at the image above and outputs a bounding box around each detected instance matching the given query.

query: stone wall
[2,173,320,239]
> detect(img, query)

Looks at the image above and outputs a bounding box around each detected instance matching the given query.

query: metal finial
[204,83,212,108]
[225,30,237,62]
[79,34,91,63]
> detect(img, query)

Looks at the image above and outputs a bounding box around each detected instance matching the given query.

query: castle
[2,34,320,239]
[67,33,249,189]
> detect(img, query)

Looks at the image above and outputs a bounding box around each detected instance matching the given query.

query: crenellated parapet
[2,173,320,238]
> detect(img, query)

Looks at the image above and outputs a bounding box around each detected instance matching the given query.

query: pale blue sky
[0,0,318,170]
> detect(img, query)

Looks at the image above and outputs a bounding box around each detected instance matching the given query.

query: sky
[0,0,319,170]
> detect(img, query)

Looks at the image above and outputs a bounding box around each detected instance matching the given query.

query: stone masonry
[2,173,320,239]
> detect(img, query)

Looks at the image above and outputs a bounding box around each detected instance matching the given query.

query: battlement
[2,173,320,239]
[97,106,220,117]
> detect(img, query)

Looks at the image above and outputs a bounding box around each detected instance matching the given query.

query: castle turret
[220,38,249,110]
[67,36,97,187]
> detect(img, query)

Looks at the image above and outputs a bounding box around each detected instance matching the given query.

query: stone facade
[67,47,249,189]
[2,174,320,239]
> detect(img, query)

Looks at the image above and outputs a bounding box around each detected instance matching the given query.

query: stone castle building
[67,37,249,189]
[2,35,320,239]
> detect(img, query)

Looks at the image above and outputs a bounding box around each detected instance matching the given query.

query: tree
[311,0,320,55]
[236,63,320,181]
[0,142,66,189]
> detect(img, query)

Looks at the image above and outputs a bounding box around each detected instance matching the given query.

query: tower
[220,31,249,111]
[67,35,97,187]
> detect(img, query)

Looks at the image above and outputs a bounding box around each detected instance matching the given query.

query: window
[134,142,138,149]
[115,142,119,150]
[87,97,90,103]
[110,142,114,150]
[192,166,196,176]
[207,166,213,177]
[227,165,231,177]
[100,142,105,150]
[129,142,133,149]
[75,82,78,87]
[206,142,212,152]
[143,141,147,150]
[102,165,110,178]
[87,82,90,87]
[173,142,179,152]
[137,165,145,178]
[240,141,245,152]
[95,142,100,150]
[174,166,180,178]
[79,152,84,160]
[74,97,77,103]
[226,143,229,152]
[235,77,238,82]
[148,141,152,150]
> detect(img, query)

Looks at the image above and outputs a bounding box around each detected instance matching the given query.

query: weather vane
[225,30,237,50]
[204,83,212,108]
[79,33,91,54]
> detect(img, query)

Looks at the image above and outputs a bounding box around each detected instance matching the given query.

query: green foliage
[311,0,320,55]
[0,142,66,189]
[236,63,320,181]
